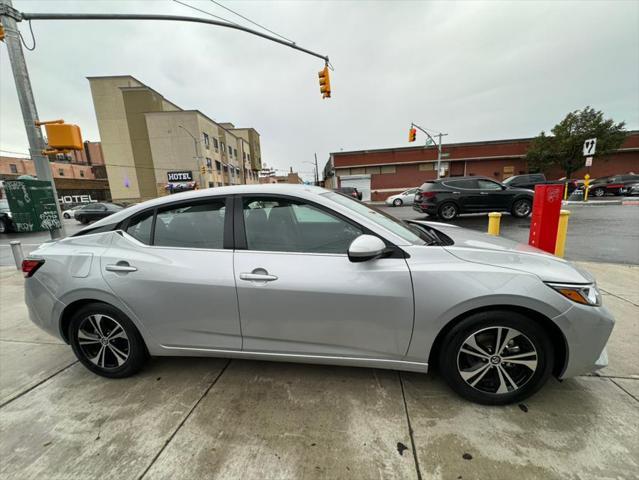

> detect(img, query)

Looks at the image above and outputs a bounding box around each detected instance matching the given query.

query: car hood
[410,220,593,284]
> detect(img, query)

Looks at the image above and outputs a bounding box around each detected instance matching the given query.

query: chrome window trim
[118,230,230,253]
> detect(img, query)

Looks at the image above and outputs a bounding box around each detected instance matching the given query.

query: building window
[418,163,433,171]
[203,133,210,149]
[243,152,247,161]
[206,157,212,168]
[9,164,18,174]
[381,165,396,174]
[247,154,251,162]
[228,146,233,156]
[221,142,225,153]
[215,160,221,172]
[80,170,85,177]
[365,166,380,174]
[234,148,238,158]
[58,168,65,176]
[213,138,219,151]
[351,167,366,175]
[236,167,240,177]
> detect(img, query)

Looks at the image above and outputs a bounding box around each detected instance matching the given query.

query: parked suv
[413,176,534,220]
[588,174,639,197]
[502,173,546,190]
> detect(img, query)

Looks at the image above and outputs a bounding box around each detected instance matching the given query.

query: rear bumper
[413,203,436,214]
[25,277,66,341]
[554,302,615,379]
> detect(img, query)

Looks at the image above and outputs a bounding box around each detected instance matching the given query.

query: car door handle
[239,273,278,282]
[480,192,489,195]
[106,263,137,273]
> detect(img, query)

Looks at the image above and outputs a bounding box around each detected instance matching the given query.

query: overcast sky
[1,0,638,180]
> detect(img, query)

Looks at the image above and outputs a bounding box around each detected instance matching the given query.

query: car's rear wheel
[0,218,6,234]
[78,215,89,224]
[69,303,148,378]
[438,310,553,405]
[592,187,605,198]
[393,198,403,207]
[511,198,532,218]
[438,202,459,221]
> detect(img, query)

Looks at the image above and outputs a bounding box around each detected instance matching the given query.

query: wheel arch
[427,304,568,377]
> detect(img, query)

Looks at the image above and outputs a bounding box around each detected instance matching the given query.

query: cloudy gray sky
[1,0,638,180]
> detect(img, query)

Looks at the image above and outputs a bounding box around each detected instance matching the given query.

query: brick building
[324,131,639,201]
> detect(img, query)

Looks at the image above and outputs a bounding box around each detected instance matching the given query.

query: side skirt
[157,345,429,373]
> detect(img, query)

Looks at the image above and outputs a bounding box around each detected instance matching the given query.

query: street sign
[583,138,597,156]
[441,153,450,158]
[585,156,593,167]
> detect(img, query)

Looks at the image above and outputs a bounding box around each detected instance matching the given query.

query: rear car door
[233,195,414,359]
[101,196,242,350]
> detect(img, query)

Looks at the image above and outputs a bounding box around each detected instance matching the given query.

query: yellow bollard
[563,181,569,200]
[583,174,591,202]
[554,210,571,257]
[487,212,501,236]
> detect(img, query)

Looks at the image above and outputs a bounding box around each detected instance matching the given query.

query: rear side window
[419,182,438,191]
[126,211,154,244]
[154,201,226,249]
[444,179,478,189]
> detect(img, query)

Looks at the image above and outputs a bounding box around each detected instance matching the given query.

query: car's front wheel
[69,302,148,378]
[393,198,403,207]
[0,218,7,234]
[438,310,553,405]
[511,198,532,218]
[592,187,605,198]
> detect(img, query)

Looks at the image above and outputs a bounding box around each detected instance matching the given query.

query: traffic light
[200,165,206,175]
[35,119,83,154]
[318,65,331,99]
[408,127,417,142]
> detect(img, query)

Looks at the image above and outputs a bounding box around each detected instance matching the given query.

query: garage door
[340,175,371,201]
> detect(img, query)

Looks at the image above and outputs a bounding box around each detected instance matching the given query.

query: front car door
[475,178,510,211]
[233,194,414,360]
[101,196,242,351]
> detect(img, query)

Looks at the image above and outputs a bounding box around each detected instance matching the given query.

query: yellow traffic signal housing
[200,165,206,175]
[408,127,417,142]
[318,65,331,99]
[36,120,83,153]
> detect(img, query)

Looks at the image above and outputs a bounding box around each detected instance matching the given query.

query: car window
[444,179,478,189]
[477,179,503,190]
[125,210,154,244]
[403,189,417,195]
[323,191,426,245]
[243,196,362,254]
[154,200,226,249]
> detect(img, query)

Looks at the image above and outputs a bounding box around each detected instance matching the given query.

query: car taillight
[22,259,45,278]
[421,191,437,198]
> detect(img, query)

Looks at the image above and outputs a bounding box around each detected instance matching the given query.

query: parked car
[587,174,639,197]
[385,188,419,207]
[413,176,534,220]
[623,183,639,196]
[23,184,613,405]
[334,186,362,200]
[0,198,14,234]
[74,202,124,224]
[502,173,546,190]
[61,203,86,219]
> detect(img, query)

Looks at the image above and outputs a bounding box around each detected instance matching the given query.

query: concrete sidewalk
[0,263,637,479]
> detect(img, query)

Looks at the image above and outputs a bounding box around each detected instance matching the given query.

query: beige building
[88,75,262,202]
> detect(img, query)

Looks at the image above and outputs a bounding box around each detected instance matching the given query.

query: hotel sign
[167,171,193,182]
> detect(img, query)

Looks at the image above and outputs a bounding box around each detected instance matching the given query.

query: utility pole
[1,0,65,238]
[178,125,206,190]
[410,123,448,179]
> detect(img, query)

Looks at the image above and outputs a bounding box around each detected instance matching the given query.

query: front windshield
[323,191,427,245]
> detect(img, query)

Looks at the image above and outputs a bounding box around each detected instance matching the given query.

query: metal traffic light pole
[177,125,207,190]
[1,0,65,238]
[411,123,448,179]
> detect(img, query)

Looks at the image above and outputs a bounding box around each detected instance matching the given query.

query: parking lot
[0,258,638,479]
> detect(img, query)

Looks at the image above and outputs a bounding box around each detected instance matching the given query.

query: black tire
[0,218,6,234]
[438,310,554,405]
[592,187,605,198]
[511,198,532,218]
[78,216,89,224]
[437,202,459,221]
[69,302,148,378]
[393,198,403,207]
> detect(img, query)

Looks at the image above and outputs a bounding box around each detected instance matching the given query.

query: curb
[562,200,622,206]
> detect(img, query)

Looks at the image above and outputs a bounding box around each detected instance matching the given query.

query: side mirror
[348,234,386,263]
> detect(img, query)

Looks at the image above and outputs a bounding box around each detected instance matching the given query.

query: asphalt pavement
[1,202,638,266]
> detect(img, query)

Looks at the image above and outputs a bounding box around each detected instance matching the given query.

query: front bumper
[553,302,615,379]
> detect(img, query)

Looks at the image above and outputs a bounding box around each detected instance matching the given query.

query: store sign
[58,194,97,204]
[167,171,193,182]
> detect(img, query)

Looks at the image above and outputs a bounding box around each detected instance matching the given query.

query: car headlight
[547,283,601,306]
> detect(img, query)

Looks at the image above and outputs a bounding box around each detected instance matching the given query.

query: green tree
[526,107,626,178]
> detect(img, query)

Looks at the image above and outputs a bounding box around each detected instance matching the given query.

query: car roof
[427,176,493,183]
[80,184,326,230]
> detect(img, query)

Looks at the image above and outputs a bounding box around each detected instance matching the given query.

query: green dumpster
[3,179,62,232]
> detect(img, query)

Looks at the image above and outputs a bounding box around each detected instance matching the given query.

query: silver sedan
[23,184,613,404]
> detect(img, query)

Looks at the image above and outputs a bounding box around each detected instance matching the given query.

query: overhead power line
[208,0,295,44]
[171,0,239,27]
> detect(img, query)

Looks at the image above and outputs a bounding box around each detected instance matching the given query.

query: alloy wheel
[514,200,531,217]
[440,204,457,220]
[593,188,605,197]
[77,314,130,369]
[457,326,538,395]
[393,199,402,207]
